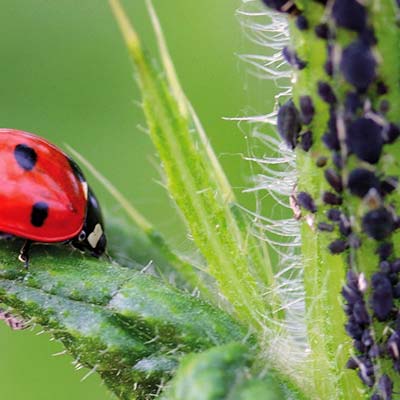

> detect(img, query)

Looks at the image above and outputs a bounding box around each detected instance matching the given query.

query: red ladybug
[0,129,106,267]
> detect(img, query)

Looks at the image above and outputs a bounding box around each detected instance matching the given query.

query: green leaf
[0,241,248,399]
[162,342,306,400]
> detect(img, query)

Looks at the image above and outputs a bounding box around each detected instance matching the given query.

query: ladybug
[0,129,106,267]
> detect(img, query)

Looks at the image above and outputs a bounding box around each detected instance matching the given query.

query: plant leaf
[0,241,249,399]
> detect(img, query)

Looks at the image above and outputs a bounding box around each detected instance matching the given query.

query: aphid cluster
[263,0,400,396]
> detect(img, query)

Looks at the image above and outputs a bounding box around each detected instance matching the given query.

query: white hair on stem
[235,0,310,383]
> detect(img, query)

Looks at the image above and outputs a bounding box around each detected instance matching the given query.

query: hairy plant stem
[291,4,362,399]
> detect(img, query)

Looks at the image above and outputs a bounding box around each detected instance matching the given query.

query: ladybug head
[72,187,106,257]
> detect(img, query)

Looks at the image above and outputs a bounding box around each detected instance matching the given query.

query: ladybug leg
[18,240,32,269]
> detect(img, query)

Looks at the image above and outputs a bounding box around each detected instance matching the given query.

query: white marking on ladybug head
[81,182,88,201]
[88,223,103,248]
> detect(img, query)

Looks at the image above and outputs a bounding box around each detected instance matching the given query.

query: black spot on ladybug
[14,144,37,171]
[300,131,313,152]
[347,168,380,198]
[332,0,367,32]
[340,41,377,91]
[295,15,309,30]
[328,239,348,254]
[324,168,343,193]
[314,23,330,39]
[260,0,299,14]
[299,95,315,125]
[362,207,394,240]
[322,191,342,205]
[31,202,49,227]
[282,46,307,70]
[384,123,400,144]
[297,191,317,213]
[318,81,337,105]
[371,272,393,321]
[346,118,383,164]
[277,99,302,149]
[327,209,341,222]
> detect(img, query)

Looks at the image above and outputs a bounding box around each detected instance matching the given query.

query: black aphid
[332,0,367,32]
[282,46,307,70]
[354,302,370,326]
[380,261,391,274]
[316,156,328,168]
[348,234,361,249]
[340,41,377,91]
[344,92,362,116]
[323,131,340,151]
[379,99,390,114]
[346,118,383,164]
[332,152,343,169]
[381,177,398,195]
[318,81,337,104]
[347,168,380,198]
[327,209,341,221]
[387,331,400,359]
[360,28,377,47]
[261,0,299,14]
[277,99,302,149]
[384,123,400,144]
[378,375,393,400]
[322,191,343,205]
[318,222,334,232]
[361,329,373,346]
[295,15,309,30]
[339,219,351,236]
[345,317,363,339]
[392,259,400,273]
[393,283,400,299]
[346,357,358,370]
[299,95,315,125]
[315,23,330,39]
[297,191,317,213]
[329,239,348,254]
[323,44,334,76]
[376,81,389,95]
[362,207,394,240]
[376,242,393,261]
[325,168,343,193]
[300,131,313,152]
[371,272,394,321]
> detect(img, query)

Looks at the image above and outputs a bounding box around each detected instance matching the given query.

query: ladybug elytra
[0,129,106,267]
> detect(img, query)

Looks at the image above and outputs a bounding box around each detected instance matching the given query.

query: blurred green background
[0,0,276,398]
